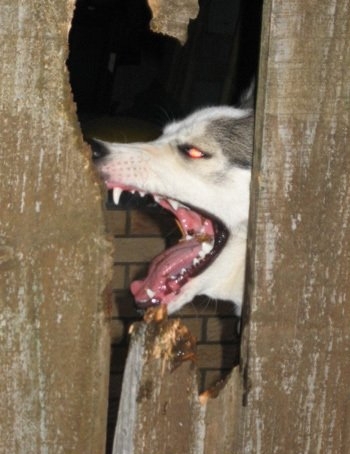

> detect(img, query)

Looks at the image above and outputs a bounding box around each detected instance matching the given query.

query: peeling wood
[0,1,112,452]
[113,319,241,454]
[240,0,350,452]
[147,0,199,44]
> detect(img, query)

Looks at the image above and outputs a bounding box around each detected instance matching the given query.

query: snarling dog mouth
[90,106,253,315]
[109,186,228,310]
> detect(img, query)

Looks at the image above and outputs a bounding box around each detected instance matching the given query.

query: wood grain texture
[147,0,199,44]
[113,321,240,454]
[240,0,350,452]
[0,1,112,452]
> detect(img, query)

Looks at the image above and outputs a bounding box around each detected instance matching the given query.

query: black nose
[87,138,110,162]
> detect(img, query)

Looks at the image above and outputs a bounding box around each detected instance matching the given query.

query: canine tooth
[193,258,200,266]
[112,188,123,204]
[139,191,146,197]
[154,195,161,203]
[146,288,155,298]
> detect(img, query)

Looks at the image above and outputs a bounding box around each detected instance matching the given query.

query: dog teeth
[139,191,146,197]
[193,258,200,266]
[168,199,179,210]
[112,188,123,204]
[201,241,213,254]
[197,242,213,259]
[198,250,206,259]
[146,288,155,298]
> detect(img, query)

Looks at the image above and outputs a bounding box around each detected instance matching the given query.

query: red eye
[178,144,210,159]
[187,147,205,159]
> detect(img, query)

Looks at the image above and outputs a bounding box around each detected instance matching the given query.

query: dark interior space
[68,0,262,125]
[67,1,262,452]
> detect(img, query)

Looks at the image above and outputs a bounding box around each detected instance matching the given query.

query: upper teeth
[113,188,123,204]
[168,199,179,210]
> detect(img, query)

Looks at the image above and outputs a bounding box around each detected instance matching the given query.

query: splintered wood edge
[147,0,199,44]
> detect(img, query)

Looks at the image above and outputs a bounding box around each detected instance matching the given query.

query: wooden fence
[0,0,349,453]
[113,1,350,453]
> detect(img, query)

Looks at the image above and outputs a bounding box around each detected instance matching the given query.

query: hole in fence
[67,0,262,452]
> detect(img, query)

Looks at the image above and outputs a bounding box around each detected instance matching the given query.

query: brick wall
[105,202,240,449]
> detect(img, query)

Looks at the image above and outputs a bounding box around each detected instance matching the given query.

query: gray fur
[92,106,253,315]
[206,114,254,168]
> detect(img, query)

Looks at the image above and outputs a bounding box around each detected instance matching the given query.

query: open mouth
[110,186,229,309]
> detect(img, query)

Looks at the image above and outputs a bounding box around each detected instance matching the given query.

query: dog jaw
[92,106,253,314]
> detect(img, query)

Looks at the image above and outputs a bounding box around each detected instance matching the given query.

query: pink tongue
[158,199,214,237]
[130,238,202,304]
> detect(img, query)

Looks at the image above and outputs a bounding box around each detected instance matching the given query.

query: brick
[202,370,231,390]
[130,209,178,237]
[111,290,140,318]
[179,317,203,342]
[206,317,240,343]
[114,237,165,262]
[196,344,239,370]
[129,210,163,235]
[111,264,126,289]
[128,263,149,285]
[105,210,127,235]
[110,319,125,344]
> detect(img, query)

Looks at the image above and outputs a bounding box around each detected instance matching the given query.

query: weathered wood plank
[240,0,350,452]
[113,318,241,454]
[0,1,112,452]
[113,320,202,454]
[147,0,199,44]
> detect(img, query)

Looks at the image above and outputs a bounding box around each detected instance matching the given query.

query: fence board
[0,2,112,452]
[240,0,350,452]
[113,319,241,454]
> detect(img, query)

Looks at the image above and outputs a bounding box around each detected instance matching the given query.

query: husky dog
[91,106,254,315]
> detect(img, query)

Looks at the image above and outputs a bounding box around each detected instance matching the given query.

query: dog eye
[178,144,209,159]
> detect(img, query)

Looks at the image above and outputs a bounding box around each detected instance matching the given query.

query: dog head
[92,107,253,314]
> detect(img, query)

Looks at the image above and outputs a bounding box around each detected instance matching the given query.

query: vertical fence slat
[0,2,112,452]
[240,0,350,452]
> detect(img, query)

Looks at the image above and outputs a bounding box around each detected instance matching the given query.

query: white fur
[94,106,253,315]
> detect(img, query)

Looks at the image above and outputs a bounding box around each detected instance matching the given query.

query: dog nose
[87,138,110,161]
